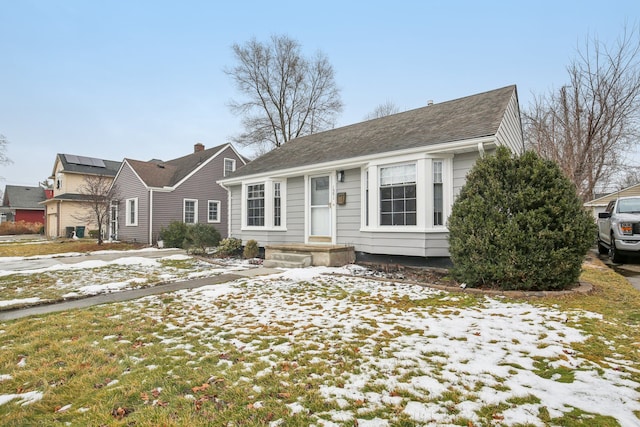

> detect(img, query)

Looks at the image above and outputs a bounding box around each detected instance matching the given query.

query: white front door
[309,175,332,242]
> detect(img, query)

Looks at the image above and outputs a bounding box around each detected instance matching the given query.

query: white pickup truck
[597,196,640,263]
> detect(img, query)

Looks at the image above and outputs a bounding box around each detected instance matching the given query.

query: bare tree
[524,26,640,201]
[0,134,13,166]
[74,175,118,245]
[225,35,343,152]
[364,100,401,120]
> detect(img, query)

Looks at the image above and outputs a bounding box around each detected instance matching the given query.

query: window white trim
[224,158,236,177]
[125,197,138,227]
[240,179,287,231]
[183,199,198,224]
[207,200,221,223]
[360,154,453,232]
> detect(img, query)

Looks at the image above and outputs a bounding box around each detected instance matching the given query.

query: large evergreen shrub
[448,146,595,291]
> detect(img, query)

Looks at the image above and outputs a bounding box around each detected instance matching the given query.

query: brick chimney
[194,143,205,153]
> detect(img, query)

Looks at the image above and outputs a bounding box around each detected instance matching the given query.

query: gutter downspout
[149,189,153,245]
[218,182,231,240]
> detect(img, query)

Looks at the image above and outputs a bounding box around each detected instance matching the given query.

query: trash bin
[65,226,75,238]
[75,226,85,238]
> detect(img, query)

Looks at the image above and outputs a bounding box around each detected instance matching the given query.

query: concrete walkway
[0,267,281,321]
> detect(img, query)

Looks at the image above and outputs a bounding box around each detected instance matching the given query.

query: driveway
[594,249,640,291]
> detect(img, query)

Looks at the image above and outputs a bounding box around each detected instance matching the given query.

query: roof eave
[219,136,496,185]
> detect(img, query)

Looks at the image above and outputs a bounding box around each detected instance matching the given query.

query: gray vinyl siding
[496,91,524,154]
[452,151,479,199]
[115,163,150,243]
[336,168,362,246]
[151,146,242,242]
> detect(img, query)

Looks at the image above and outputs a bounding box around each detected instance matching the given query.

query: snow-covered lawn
[0,251,250,308]
[0,262,638,425]
[125,267,638,426]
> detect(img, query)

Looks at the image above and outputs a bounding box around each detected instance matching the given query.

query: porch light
[337,170,345,182]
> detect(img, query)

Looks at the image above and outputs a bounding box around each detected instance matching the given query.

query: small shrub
[448,146,595,291]
[243,239,259,259]
[159,221,189,249]
[88,230,99,239]
[187,223,221,255]
[216,237,243,257]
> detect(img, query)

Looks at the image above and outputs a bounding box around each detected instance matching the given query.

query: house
[218,85,524,265]
[112,143,247,244]
[0,185,48,224]
[584,184,640,219]
[42,154,121,238]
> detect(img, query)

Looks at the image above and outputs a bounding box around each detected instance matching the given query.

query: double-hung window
[379,164,417,226]
[433,160,444,226]
[247,184,265,226]
[224,158,236,177]
[125,198,138,226]
[208,200,220,223]
[273,182,282,227]
[184,199,198,224]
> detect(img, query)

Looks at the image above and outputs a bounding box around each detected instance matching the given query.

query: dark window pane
[380,213,392,225]
[406,213,417,225]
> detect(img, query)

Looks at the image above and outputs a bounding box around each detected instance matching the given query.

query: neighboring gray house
[218,85,524,261]
[112,143,247,244]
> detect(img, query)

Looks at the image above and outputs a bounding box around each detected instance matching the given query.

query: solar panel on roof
[64,154,106,168]
[64,154,80,164]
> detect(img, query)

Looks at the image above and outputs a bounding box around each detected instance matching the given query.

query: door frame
[305,172,336,244]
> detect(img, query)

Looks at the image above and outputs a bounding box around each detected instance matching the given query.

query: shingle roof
[2,185,46,209]
[228,85,517,179]
[126,143,229,188]
[57,154,121,177]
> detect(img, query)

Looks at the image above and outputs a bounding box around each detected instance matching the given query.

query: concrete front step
[263,259,310,268]
[263,252,312,268]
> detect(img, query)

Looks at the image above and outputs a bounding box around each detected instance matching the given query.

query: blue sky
[0,0,638,188]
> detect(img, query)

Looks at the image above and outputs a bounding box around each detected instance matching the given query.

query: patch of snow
[0,297,40,307]
[0,374,12,382]
[0,390,44,406]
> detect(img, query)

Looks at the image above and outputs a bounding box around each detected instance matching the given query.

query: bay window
[379,164,417,226]
[243,180,286,229]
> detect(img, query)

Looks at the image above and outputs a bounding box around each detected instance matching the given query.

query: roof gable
[2,185,46,209]
[227,85,517,179]
[124,143,232,188]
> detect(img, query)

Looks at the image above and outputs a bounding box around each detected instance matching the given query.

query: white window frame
[241,179,287,231]
[361,154,452,232]
[207,200,221,223]
[224,158,236,177]
[183,199,198,224]
[125,197,138,227]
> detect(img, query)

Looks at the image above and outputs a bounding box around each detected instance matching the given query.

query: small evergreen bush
[217,237,243,257]
[159,221,189,249]
[187,223,221,254]
[243,239,259,259]
[448,146,596,291]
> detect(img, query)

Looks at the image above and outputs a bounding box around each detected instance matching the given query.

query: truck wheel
[610,237,624,263]
[597,239,608,255]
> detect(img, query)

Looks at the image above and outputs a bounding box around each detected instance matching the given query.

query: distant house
[584,184,640,219]
[112,143,247,244]
[42,154,121,238]
[0,185,48,225]
[218,85,524,264]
